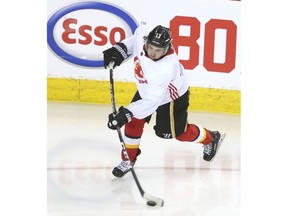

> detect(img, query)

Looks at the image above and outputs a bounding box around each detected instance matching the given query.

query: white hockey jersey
[122,26,190,119]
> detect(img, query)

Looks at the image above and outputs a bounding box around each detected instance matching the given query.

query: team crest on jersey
[134,56,147,84]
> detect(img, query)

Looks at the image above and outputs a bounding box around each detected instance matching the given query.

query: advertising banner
[47,0,240,90]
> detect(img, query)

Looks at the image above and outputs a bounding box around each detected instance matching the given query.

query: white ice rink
[47,102,240,216]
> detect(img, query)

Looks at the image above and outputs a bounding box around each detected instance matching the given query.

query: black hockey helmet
[147,25,172,48]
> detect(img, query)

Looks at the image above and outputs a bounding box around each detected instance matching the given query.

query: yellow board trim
[47,78,240,114]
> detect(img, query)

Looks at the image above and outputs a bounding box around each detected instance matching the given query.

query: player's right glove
[103,43,128,69]
[107,106,133,130]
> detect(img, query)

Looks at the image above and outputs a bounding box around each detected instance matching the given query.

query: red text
[170,16,237,73]
[62,18,126,45]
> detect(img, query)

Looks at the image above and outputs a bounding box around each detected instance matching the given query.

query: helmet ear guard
[147,25,172,48]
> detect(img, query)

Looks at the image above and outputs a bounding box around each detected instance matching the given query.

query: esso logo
[47,2,138,67]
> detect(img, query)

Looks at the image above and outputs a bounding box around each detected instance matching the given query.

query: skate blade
[209,132,226,163]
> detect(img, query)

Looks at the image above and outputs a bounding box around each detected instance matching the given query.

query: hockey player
[103,25,225,178]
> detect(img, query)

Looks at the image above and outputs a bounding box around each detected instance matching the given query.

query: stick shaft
[109,66,144,195]
[109,65,164,206]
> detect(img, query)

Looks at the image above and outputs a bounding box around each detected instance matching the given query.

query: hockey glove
[108,106,133,130]
[103,43,128,69]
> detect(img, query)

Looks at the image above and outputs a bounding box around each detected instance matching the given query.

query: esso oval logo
[47,2,138,67]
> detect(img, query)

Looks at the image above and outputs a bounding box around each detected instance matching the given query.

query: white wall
[47,0,241,90]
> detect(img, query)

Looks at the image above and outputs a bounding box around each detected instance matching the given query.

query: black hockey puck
[147,200,157,206]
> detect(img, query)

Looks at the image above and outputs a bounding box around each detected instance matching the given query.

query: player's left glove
[108,106,133,130]
[103,43,128,69]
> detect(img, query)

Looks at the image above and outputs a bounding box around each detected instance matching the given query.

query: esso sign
[47,2,238,72]
[47,2,138,67]
[62,18,126,46]
[170,16,238,73]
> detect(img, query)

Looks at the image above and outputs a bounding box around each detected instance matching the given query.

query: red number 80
[170,16,237,73]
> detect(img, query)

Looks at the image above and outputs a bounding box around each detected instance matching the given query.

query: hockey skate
[112,160,135,177]
[203,131,226,162]
[112,149,141,178]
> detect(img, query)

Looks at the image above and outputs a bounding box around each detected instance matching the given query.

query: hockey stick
[108,62,164,207]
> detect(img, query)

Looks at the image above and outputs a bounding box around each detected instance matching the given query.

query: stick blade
[143,193,164,207]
